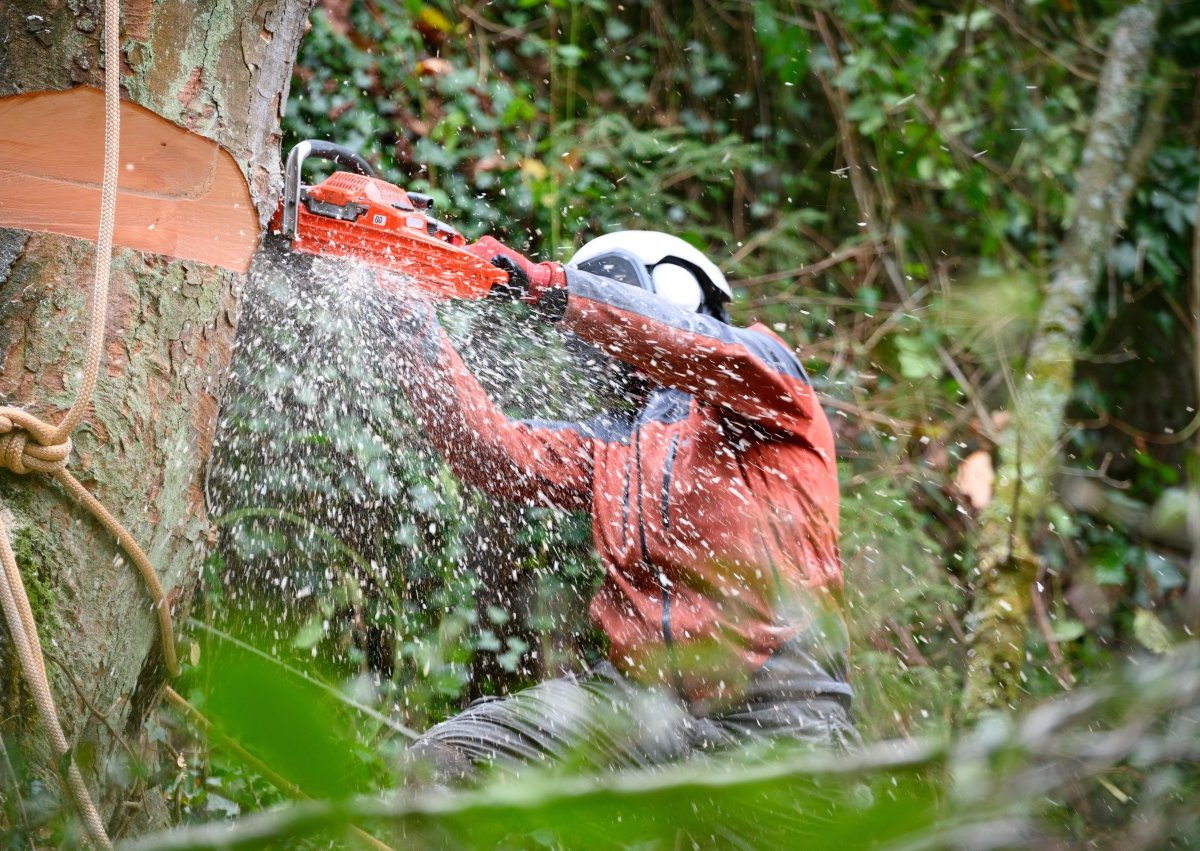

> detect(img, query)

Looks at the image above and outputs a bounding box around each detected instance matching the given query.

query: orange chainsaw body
[272,143,507,300]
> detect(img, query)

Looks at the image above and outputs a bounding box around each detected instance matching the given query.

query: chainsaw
[270,140,508,300]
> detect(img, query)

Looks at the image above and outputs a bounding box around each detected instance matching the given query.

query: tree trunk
[961,0,1163,715]
[0,0,312,839]
[1189,174,1200,631]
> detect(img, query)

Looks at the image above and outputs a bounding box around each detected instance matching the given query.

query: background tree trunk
[0,0,312,838]
[961,0,1164,715]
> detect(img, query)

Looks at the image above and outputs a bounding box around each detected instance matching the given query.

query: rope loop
[0,407,73,476]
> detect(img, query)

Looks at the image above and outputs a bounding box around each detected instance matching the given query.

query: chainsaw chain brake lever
[281,140,379,240]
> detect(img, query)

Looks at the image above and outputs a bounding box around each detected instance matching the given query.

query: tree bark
[0,0,312,839]
[961,0,1163,715]
[1187,174,1200,631]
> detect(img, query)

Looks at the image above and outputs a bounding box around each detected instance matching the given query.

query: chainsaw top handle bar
[281,140,379,239]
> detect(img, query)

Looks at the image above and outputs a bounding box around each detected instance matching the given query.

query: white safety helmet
[567,230,732,318]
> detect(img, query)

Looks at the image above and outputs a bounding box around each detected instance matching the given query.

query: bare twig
[936,347,1002,445]
[0,731,30,839]
[457,4,531,39]
[887,618,931,667]
[1187,173,1200,629]
[746,293,908,313]
[1029,562,1075,689]
[42,650,140,765]
[984,2,1102,83]
[819,396,915,430]
[1112,75,1172,229]
[812,11,880,232]
[118,736,946,851]
[1068,410,1200,446]
[164,686,301,796]
[186,620,418,741]
[859,284,931,354]
[735,242,879,289]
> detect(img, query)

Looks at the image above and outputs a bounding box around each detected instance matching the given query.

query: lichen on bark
[961,0,1165,715]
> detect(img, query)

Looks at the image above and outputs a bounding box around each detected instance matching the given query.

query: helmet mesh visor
[575,253,651,289]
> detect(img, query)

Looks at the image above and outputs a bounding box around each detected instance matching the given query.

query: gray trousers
[405,662,858,784]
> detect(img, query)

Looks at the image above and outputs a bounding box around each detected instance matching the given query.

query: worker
[392,231,855,783]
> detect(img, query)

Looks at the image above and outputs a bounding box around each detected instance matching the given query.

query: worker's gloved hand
[467,236,567,310]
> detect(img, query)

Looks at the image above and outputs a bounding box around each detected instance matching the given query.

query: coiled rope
[0,1,178,846]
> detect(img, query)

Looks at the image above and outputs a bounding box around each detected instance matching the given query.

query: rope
[52,468,178,675]
[0,530,111,849]
[0,1,177,846]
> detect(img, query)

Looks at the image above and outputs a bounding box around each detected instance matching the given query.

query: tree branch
[961,0,1165,716]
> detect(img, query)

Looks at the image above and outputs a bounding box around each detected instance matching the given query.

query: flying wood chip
[0,87,259,273]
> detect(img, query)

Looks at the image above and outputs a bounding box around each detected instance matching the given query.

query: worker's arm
[559,268,817,436]
[392,305,594,511]
[463,235,816,436]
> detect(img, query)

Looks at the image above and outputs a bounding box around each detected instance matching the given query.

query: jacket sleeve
[559,267,817,436]
[393,307,593,511]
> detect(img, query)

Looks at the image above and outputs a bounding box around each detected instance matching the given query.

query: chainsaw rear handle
[281,140,379,239]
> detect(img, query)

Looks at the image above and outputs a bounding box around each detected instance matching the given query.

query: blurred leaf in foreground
[198,639,381,801]
[125,642,1200,850]
[120,744,940,851]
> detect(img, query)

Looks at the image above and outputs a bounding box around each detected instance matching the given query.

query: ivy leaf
[556,44,585,69]
[1143,552,1186,592]
[846,96,886,135]
[1050,618,1086,643]
[292,617,325,650]
[895,335,942,381]
[206,792,242,818]
[605,18,632,40]
[1133,608,1173,655]
[1092,545,1130,586]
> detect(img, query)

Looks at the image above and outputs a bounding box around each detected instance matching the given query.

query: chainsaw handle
[281,140,379,239]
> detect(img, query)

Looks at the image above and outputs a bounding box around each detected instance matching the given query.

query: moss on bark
[961,0,1165,716]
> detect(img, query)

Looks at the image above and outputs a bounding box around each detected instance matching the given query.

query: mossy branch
[961,0,1165,716]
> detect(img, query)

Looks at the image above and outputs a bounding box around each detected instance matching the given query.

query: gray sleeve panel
[395,306,594,511]
[564,267,810,384]
[519,411,636,445]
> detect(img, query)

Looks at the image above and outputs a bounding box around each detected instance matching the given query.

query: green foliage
[131,645,1200,850]
[841,471,964,739]
[156,1,1200,848]
[200,645,382,799]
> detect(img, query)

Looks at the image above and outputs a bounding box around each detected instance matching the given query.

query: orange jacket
[397,269,848,704]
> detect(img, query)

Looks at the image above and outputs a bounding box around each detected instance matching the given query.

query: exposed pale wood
[0,87,259,272]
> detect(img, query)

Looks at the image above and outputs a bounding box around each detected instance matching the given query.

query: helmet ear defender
[651,257,730,321]
[649,263,703,312]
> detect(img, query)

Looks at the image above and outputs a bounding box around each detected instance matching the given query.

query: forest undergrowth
[66,1,1200,848]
